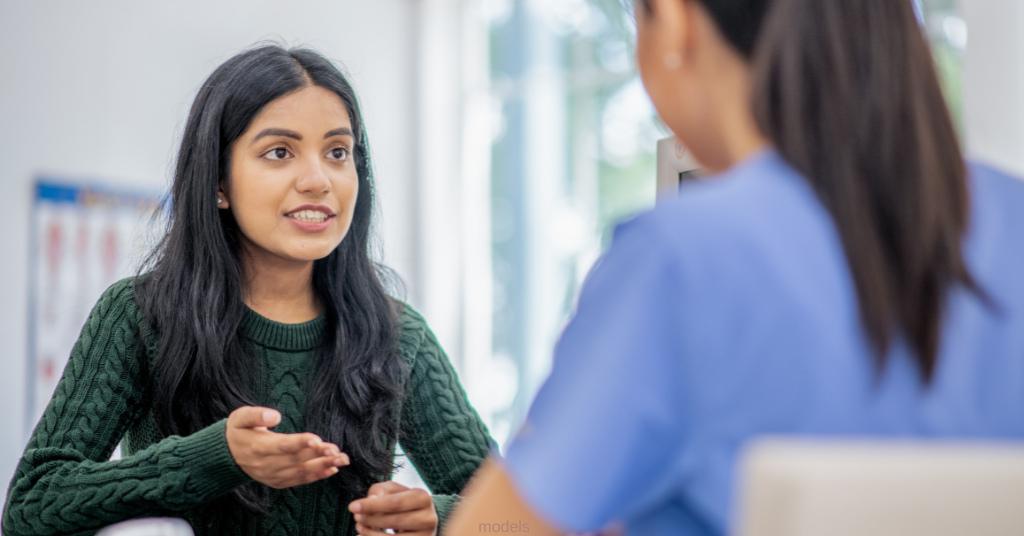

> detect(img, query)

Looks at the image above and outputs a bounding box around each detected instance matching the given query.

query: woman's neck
[696,54,769,173]
[241,243,322,324]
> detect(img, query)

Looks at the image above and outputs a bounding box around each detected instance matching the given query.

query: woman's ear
[638,0,696,128]
[217,183,231,209]
[646,0,692,60]
[637,0,695,89]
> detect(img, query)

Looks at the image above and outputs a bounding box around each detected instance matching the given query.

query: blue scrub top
[502,150,1024,536]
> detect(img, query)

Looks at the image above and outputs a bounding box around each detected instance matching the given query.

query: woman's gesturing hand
[226,406,350,489]
[349,481,438,536]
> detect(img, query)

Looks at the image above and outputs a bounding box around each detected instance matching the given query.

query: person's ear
[645,0,693,71]
[217,182,231,209]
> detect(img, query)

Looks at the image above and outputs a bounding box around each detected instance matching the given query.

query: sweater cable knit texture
[3,278,494,536]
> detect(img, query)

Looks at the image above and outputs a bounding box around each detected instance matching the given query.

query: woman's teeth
[290,210,330,223]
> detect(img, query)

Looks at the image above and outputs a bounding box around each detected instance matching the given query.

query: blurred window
[485,0,664,447]
[920,0,967,129]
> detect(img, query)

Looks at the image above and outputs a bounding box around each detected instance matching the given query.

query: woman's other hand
[349,481,438,536]
[226,406,349,489]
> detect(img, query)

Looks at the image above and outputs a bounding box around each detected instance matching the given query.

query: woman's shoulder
[631,149,836,261]
[92,276,144,324]
[657,150,818,228]
[70,277,150,367]
[391,301,440,366]
[963,162,1024,283]
[968,162,1024,228]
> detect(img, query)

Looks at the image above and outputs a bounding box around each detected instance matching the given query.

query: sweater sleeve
[3,279,251,536]
[395,309,494,529]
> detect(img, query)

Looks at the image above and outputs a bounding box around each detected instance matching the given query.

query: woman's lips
[286,211,335,232]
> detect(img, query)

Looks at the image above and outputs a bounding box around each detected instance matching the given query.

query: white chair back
[96,518,194,536]
[734,439,1024,536]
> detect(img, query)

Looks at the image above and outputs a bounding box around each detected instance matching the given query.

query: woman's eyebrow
[251,128,302,145]
[324,127,353,139]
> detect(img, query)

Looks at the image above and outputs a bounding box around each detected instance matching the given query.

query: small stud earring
[663,51,682,70]
[217,198,222,204]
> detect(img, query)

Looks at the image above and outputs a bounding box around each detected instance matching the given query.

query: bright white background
[963,0,1024,176]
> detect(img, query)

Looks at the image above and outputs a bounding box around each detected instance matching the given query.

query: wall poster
[27,179,161,437]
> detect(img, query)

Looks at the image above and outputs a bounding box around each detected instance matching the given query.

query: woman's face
[221,85,359,267]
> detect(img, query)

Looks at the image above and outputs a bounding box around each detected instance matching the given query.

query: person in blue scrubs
[442,0,1024,535]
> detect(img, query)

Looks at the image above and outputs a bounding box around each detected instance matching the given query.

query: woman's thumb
[230,406,281,429]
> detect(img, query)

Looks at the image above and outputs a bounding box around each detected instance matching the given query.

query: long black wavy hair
[133,45,405,511]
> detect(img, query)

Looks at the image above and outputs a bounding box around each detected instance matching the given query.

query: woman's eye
[328,147,349,161]
[264,147,291,160]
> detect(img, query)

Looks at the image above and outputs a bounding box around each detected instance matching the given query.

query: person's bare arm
[443,458,561,536]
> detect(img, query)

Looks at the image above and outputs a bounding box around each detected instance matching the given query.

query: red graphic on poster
[46,223,62,277]
[102,226,119,280]
[41,356,54,381]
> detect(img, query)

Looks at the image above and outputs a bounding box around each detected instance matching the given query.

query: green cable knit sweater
[3,278,494,536]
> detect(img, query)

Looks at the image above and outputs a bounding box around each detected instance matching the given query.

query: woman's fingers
[352,483,424,514]
[270,452,350,486]
[262,432,342,466]
[350,485,436,534]
[289,443,342,465]
[366,481,408,497]
[275,432,326,454]
[297,452,349,473]
[297,464,339,485]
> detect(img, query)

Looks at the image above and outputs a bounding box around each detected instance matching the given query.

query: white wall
[0,0,418,492]
[963,0,1024,176]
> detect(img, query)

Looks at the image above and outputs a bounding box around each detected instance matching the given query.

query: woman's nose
[296,156,331,194]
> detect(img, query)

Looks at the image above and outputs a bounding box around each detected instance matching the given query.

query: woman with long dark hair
[446,0,1024,534]
[3,46,492,536]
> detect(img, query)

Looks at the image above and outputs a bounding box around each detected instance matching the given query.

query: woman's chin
[287,246,342,263]
[257,240,344,265]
